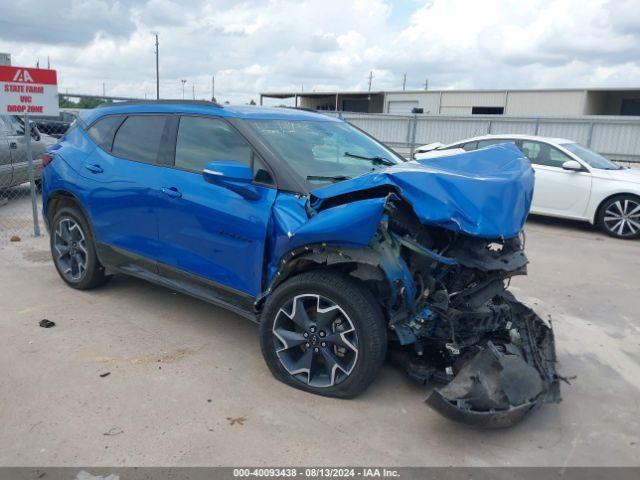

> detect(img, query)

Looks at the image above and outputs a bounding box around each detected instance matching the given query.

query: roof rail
[97,99,224,109]
[282,106,322,113]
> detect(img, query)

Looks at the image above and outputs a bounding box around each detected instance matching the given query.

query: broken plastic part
[425,297,560,428]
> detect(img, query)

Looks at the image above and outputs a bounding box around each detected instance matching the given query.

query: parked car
[42,101,559,427]
[415,134,640,239]
[0,115,57,191]
[31,111,79,138]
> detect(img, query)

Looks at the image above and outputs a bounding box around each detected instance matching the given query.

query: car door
[0,117,13,188]
[519,140,592,219]
[78,114,172,270]
[156,115,277,297]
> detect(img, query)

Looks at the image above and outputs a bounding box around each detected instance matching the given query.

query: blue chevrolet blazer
[41,101,560,427]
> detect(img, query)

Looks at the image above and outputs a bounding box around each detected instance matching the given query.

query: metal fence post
[586,122,594,148]
[409,114,418,160]
[534,117,540,135]
[24,113,40,237]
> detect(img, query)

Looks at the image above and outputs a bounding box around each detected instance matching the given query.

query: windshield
[561,143,622,170]
[247,119,403,186]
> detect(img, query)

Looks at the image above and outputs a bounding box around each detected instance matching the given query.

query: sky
[0,0,639,104]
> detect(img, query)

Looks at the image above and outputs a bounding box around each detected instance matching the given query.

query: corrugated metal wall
[336,112,640,164]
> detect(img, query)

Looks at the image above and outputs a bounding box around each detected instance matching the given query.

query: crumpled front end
[422,293,560,428]
[263,145,561,427]
[373,212,561,428]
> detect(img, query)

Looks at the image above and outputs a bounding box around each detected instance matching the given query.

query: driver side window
[175,116,273,184]
[520,140,571,168]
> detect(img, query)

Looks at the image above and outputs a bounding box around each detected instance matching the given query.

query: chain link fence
[0,114,63,244]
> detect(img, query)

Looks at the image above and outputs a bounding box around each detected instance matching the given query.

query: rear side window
[87,115,124,151]
[175,116,252,171]
[112,115,169,164]
[461,141,477,151]
[477,139,514,148]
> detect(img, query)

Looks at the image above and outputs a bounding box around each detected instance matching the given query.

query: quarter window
[520,141,571,168]
[87,115,124,151]
[112,115,169,164]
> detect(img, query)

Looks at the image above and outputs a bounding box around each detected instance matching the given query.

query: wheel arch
[255,244,390,316]
[593,191,640,225]
[45,190,98,245]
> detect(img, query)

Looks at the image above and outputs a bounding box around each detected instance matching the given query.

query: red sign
[0,65,59,116]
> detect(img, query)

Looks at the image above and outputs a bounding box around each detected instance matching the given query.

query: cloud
[0,0,638,104]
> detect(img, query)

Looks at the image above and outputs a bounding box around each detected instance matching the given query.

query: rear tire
[598,195,640,239]
[260,269,387,399]
[50,206,111,289]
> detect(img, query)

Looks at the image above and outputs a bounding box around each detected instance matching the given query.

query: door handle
[9,142,17,149]
[161,186,182,199]
[85,163,103,174]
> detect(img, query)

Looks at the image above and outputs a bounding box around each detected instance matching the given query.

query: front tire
[260,270,387,399]
[599,195,640,239]
[50,206,111,289]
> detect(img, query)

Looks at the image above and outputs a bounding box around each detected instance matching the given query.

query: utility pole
[425,78,428,90]
[368,71,374,92]
[102,82,105,97]
[211,75,215,101]
[181,79,187,99]
[402,73,406,91]
[154,33,160,99]
[192,84,195,100]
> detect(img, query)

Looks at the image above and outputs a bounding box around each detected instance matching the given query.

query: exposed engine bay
[261,144,561,427]
[382,199,560,427]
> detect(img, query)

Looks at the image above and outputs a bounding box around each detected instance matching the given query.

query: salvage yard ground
[1,193,639,466]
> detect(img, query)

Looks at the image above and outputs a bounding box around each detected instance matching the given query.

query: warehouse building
[259,87,640,116]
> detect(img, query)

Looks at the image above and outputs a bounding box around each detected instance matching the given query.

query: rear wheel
[599,195,640,239]
[260,270,387,399]
[50,206,111,289]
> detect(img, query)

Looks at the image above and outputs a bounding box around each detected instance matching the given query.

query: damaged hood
[310,143,535,239]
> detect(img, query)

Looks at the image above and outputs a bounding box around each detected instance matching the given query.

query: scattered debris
[99,372,111,378]
[102,427,124,436]
[39,319,56,328]
[29,421,44,432]
[10,234,20,242]
[226,416,246,426]
[76,471,120,480]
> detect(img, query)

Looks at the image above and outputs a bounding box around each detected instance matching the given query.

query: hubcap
[54,217,88,282]
[272,294,359,388]
[603,199,640,237]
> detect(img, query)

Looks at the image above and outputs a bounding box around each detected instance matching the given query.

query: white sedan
[414,134,640,239]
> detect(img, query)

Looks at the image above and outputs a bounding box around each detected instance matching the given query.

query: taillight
[42,152,54,167]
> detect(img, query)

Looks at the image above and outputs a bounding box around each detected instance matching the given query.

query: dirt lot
[1,202,639,467]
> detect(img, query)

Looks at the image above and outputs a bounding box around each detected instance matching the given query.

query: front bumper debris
[425,296,560,428]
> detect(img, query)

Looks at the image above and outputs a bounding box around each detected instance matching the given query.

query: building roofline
[261,87,640,97]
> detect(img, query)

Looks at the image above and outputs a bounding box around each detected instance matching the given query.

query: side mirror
[562,160,583,171]
[202,160,260,200]
[30,123,41,141]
